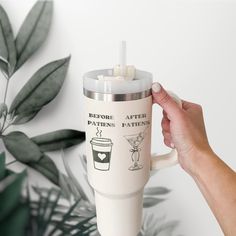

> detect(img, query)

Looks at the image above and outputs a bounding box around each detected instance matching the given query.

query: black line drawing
[124,126,149,171]
[90,127,113,171]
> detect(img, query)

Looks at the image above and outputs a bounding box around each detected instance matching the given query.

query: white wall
[1,0,236,235]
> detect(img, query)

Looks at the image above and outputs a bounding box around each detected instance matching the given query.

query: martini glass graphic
[124,127,148,171]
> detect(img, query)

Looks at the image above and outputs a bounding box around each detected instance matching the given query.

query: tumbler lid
[83,41,152,96]
[90,137,113,147]
[84,68,152,92]
[95,190,143,236]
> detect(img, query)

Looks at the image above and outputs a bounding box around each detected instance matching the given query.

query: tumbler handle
[151,91,182,170]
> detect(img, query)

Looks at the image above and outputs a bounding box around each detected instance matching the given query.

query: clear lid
[83,68,153,94]
[90,137,113,146]
[83,41,153,95]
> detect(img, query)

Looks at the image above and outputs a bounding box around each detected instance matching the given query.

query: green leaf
[141,213,158,234]
[142,213,179,236]
[32,187,61,235]
[15,1,53,70]
[0,59,8,76]
[0,103,8,119]
[2,132,60,186]
[31,129,85,152]
[0,203,29,236]
[0,170,26,221]
[143,197,165,208]
[29,186,96,236]
[0,4,16,76]
[0,152,6,180]
[29,154,59,185]
[152,221,179,236]
[3,131,42,163]
[59,173,74,200]
[12,109,40,125]
[9,56,70,117]
[144,187,171,196]
[0,24,8,61]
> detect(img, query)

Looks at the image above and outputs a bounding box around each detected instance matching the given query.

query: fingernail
[170,142,175,148]
[152,82,161,93]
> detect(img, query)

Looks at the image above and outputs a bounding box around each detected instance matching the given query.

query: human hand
[152,82,213,175]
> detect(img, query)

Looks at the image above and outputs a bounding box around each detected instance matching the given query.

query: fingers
[152,82,183,149]
[161,117,172,148]
[164,137,172,148]
[161,111,172,147]
[161,117,170,133]
[162,130,173,148]
[181,100,196,110]
[163,110,168,118]
[152,82,182,120]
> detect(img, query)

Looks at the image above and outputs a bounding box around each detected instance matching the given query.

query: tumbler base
[95,190,143,236]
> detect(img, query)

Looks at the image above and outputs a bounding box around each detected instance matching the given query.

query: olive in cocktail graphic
[124,126,149,171]
[90,135,113,171]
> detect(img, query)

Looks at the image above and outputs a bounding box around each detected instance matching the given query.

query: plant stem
[1,122,12,133]
[1,73,11,133]
[3,78,9,104]
[1,113,8,133]
[6,159,18,166]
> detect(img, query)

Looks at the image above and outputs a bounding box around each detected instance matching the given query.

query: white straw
[119,41,126,76]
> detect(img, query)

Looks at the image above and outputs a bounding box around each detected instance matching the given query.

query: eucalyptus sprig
[0,1,85,186]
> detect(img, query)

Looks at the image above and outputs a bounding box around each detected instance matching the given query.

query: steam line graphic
[96,127,102,138]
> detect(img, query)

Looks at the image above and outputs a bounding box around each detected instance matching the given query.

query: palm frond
[80,154,95,197]
[61,153,180,236]
[27,186,96,236]
[61,150,89,201]
[140,213,179,236]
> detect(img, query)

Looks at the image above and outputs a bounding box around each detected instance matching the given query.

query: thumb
[152,82,182,120]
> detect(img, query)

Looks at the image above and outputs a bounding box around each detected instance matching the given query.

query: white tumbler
[83,42,181,236]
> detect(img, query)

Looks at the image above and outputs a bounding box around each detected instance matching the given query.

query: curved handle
[151,91,182,170]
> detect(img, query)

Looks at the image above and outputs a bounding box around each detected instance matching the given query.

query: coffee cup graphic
[90,137,113,171]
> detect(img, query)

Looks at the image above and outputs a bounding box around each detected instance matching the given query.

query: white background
[1,0,236,235]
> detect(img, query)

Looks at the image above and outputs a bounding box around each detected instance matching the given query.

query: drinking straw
[119,40,127,77]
